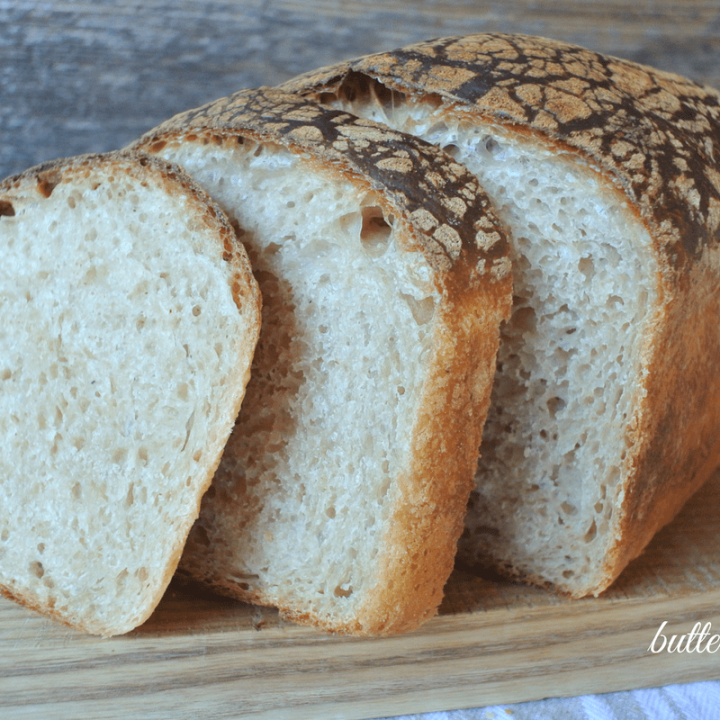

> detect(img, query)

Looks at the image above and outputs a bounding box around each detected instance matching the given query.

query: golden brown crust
[281,33,720,598]
[601,266,720,597]
[132,87,513,635]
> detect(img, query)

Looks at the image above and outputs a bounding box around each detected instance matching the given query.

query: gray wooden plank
[2,2,720,186]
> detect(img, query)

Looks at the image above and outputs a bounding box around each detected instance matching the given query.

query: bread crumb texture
[0,152,259,635]
[132,88,512,634]
[282,33,720,597]
[137,87,511,281]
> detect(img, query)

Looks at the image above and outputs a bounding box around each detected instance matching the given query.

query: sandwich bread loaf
[282,33,720,598]
[0,151,261,635]
[130,87,513,634]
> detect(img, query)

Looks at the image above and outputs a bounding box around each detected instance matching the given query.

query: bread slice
[0,151,261,636]
[130,87,513,635]
[282,33,720,598]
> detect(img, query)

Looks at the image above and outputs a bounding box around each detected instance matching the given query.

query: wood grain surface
[3,2,720,718]
[3,466,720,720]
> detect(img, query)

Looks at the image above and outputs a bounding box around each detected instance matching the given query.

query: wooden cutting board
[3,468,720,720]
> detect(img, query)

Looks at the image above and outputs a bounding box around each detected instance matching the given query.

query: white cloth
[368,681,720,719]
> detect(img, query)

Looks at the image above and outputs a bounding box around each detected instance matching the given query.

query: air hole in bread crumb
[178,383,189,401]
[112,448,128,464]
[193,450,202,462]
[560,502,577,516]
[72,482,81,500]
[401,293,435,325]
[360,206,391,257]
[1,369,11,380]
[546,396,566,418]
[0,529,8,542]
[37,543,45,554]
[0,200,15,216]
[29,561,44,579]
[325,506,336,519]
[334,585,353,598]
[138,447,148,465]
[125,484,134,508]
[192,304,202,317]
[72,437,85,451]
[584,520,597,543]
[562,570,574,578]
[136,567,148,582]
[578,256,595,280]
[484,136,501,154]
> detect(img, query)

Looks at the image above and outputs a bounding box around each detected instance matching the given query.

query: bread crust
[131,88,513,634]
[281,33,720,597]
[0,151,261,635]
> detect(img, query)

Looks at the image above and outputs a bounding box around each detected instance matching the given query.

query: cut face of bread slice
[131,87,512,635]
[281,33,720,597]
[0,152,261,636]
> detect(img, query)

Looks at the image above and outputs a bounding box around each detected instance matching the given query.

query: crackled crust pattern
[134,87,511,282]
[283,34,720,598]
[282,33,720,271]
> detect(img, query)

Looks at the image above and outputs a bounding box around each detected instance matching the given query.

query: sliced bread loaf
[0,151,261,635]
[282,33,720,598]
[130,87,513,635]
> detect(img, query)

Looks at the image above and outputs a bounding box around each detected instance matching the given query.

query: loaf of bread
[282,33,720,598]
[0,151,261,635]
[130,87,513,634]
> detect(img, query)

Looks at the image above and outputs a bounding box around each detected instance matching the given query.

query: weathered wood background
[2,1,720,181]
[4,3,720,718]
